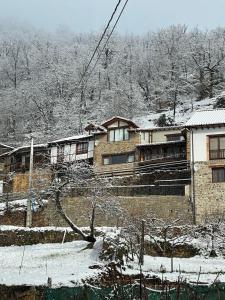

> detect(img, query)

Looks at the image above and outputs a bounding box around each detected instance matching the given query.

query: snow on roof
[0,143,14,149]
[49,134,92,145]
[129,125,183,132]
[84,123,107,132]
[101,116,139,128]
[186,109,225,127]
[8,144,47,155]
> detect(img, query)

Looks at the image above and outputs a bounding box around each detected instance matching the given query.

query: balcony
[209,149,225,160]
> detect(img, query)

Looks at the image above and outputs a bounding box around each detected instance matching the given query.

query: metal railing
[95,159,190,177]
[209,149,225,160]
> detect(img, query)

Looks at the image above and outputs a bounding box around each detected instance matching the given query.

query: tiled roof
[186,109,225,127]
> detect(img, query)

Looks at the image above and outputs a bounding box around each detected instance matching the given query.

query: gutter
[190,128,196,224]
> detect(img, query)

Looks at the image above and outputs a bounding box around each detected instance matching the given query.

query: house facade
[136,127,186,167]
[186,109,225,223]
[92,116,187,176]
[92,116,140,175]
[48,134,94,165]
[2,112,225,225]
[3,144,49,193]
[0,143,14,194]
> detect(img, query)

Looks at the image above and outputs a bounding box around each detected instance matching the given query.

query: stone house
[186,109,225,223]
[91,116,140,175]
[92,116,187,175]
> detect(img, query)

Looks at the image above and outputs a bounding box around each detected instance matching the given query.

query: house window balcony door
[57,146,64,163]
[108,128,129,142]
[76,142,88,155]
[212,167,225,183]
[103,152,135,165]
[209,136,225,160]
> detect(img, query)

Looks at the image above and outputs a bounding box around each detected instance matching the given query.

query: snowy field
[0,240,103,287]
[0,238,225,287]
[126,255,225,284]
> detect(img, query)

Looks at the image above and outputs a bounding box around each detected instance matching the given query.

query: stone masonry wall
[44,195,193,227]
[194,161,225,223]
[12,170,51,193]
[94,131,140,173]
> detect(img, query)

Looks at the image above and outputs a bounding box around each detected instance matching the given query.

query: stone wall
[0,227,82,246]
[44,195,193,227]
[12,170,51,193]
[194,161,225,223]
[72,185,186,197]
[94,131,140,173]
[0,207,47,227]
[0,195,193,227]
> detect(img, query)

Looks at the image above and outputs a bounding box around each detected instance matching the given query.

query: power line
[83,0,129,88]
[76,0,123,88]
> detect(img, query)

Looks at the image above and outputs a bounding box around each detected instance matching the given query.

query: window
[57,145,64,163]
[209,135,225,160]
[103,153,135,165]
[108,128,129,142]
[141,132,151,143]
[212,168,225,183]
[76,142,88,155]
[166,134,183,142]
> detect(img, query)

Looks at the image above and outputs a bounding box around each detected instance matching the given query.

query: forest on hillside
[0,22,225,143]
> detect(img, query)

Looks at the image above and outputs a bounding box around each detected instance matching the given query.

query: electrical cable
[82,0,129,88]
[76,0,123,88]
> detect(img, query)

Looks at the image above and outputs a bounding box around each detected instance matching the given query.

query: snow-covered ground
[0,237,225,287]
[126,255,225,284]
[0,199,48,215]
[0,239,103,287]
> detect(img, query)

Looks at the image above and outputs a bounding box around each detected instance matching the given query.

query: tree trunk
[90,204,96,238]
[55,190,96,243]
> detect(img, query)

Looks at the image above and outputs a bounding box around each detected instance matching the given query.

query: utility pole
[139,220,145,300]
[26,136,33,227]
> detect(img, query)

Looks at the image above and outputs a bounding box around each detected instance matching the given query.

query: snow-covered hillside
[134,94,221,129]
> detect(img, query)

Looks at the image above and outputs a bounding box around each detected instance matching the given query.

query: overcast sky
[0,0,225,34]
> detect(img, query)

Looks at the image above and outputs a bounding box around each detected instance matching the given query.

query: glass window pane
[115,129,120,141]
[103,157,110,165]
[111,154,127,164]
[124,129,129,140]
[210,137,218,150]
[119,129,124,141]
[212,168,225,182]
[128,153,135,162]
[109,130,114,142]
[220,137,225,149]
